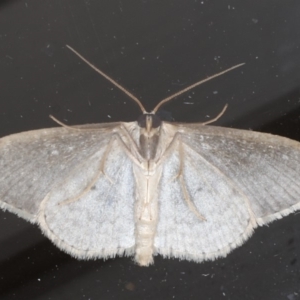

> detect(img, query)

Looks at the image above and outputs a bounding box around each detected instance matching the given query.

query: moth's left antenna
[66,45,147,114]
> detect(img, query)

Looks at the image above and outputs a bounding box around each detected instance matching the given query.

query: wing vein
[182,140,257,224]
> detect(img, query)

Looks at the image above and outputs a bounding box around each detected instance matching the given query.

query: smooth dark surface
[0,1,300,299]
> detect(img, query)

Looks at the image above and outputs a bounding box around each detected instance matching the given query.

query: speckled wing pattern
[0,123,136,259]
[1,120,300,265]
[154,123,300,262]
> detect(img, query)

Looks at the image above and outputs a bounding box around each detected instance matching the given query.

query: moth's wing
[179,124,300,224]
[38,137,136,260]
[154,123,300,262]
[0,122,121,222]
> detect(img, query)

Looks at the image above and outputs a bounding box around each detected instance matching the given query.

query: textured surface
[40,138,136,259]
[0,123,118,221]
[1,0,300,298]
[178,124,300,225]
[155,123,300,261]
[1,120,300,266]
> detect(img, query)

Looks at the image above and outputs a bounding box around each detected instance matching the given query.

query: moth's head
[137,113,161,135]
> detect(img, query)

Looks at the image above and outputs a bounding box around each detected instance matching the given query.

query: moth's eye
[137,114,147,128]
[151,114,161,128]
[137,114,161,128]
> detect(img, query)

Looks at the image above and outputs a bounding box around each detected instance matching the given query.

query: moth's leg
[176,140,206,221]
[58,129,145,206]
[156,132,206,221]
[51,120,145,165]
[58,136,117,206]
[182,142,257,226]
[113,124,146,165]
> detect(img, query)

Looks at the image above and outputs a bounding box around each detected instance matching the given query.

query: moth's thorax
[137,114,162,160]
[139,129,160,160]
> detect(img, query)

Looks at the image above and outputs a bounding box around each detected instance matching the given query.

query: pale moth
[0,45,300,267]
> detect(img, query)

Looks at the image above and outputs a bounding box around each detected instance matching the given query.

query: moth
[1,46,300,267]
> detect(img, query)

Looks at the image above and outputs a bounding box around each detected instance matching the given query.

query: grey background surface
[0,1,300,299]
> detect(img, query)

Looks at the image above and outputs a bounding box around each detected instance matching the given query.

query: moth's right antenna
[152,63,245,113]
[66,45,147,114]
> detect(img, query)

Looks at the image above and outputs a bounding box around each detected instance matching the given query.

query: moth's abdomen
[133,164,162,266]
[135,218,157,266]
